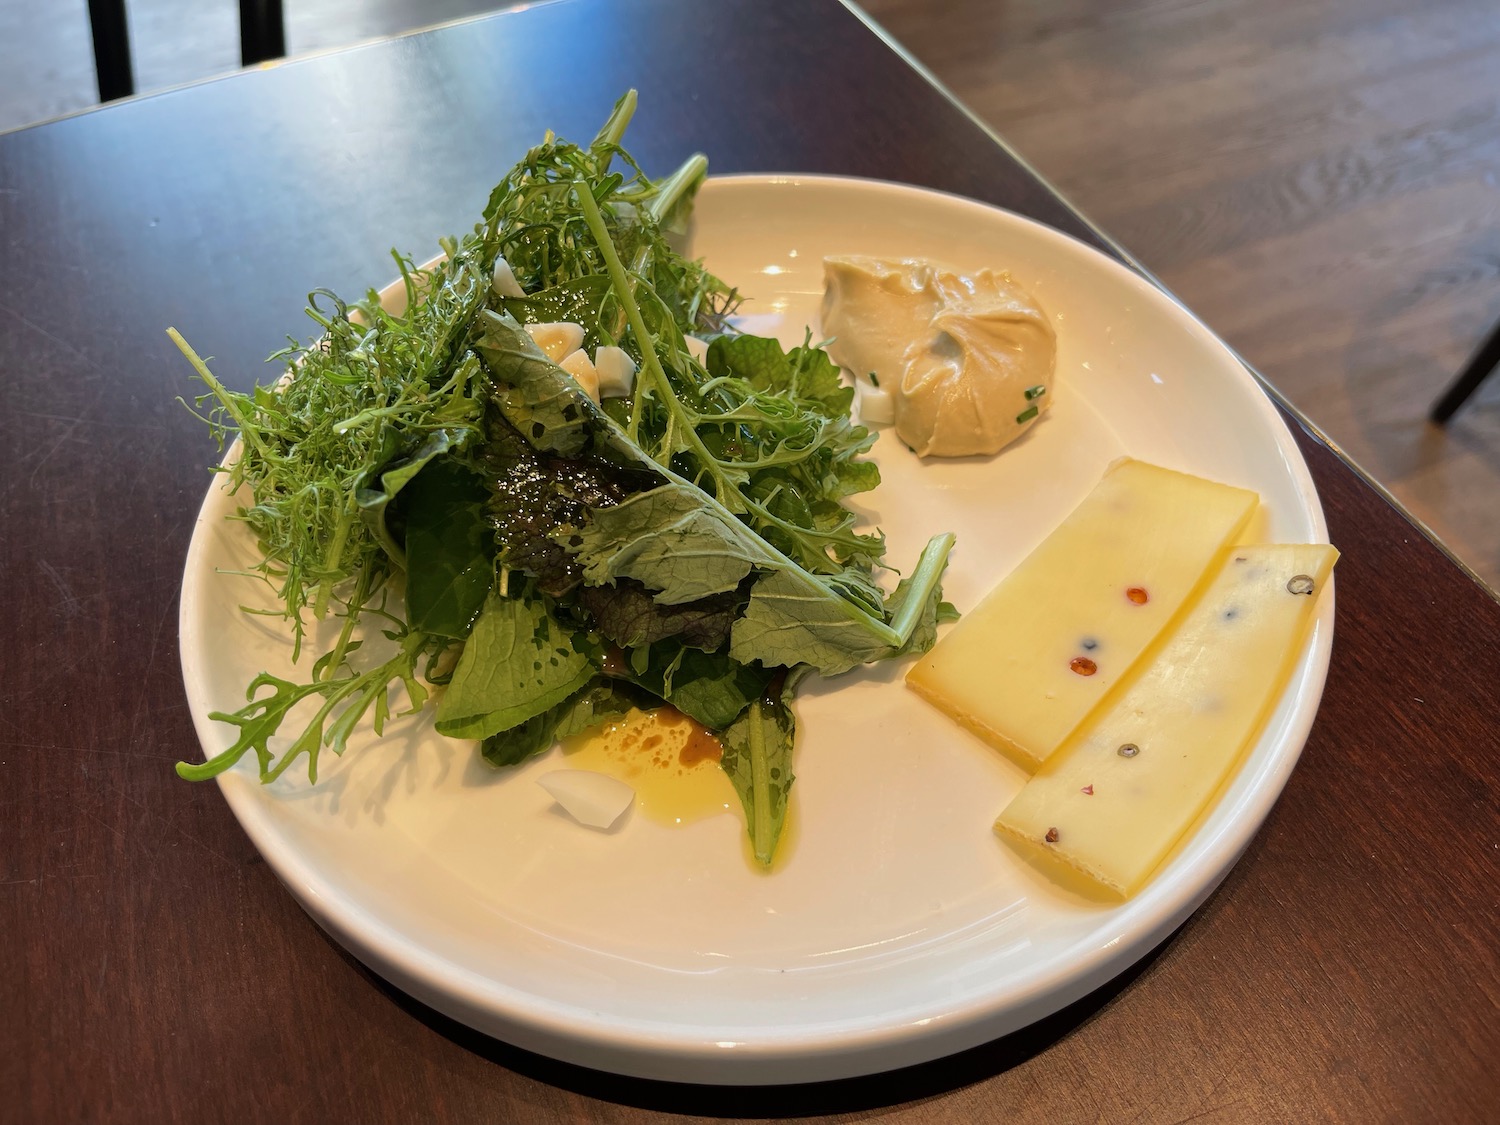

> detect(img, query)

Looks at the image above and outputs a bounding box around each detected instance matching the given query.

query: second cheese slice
[994,543,1337,897]
[906,458,1258,769]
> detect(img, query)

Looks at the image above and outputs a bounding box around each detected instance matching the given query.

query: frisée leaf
[172,92,958,869]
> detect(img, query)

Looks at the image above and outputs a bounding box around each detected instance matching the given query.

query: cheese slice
[906,458,1258,769]
[994,543,1337,898]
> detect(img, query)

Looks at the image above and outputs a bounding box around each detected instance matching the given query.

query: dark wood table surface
[3,1,1497,1121]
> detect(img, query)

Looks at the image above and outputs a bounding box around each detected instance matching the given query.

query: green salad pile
[174,92,955,864]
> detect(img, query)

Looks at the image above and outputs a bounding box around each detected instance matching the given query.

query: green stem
[746,699,774,864]
[321,562,372,682]
[631,153,708,274]
[887,532,957,645]
[575,179,720,475]
[572,182,902,650]
[591,88,638,165]
[312,496,358,619]
[264,675,366,784]
[167,328,273,464]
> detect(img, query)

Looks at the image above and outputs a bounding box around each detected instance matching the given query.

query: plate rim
[179,172,1334,1083]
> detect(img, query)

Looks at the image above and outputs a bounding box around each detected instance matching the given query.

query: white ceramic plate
[179,176,1332,1084]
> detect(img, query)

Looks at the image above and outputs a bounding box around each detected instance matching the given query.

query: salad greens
[173,91,955,865]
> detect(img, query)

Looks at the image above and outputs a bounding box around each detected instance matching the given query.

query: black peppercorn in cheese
[905,458,1259,770]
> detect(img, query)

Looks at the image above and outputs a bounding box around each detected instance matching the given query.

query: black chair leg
[241,0,286,67]
[87,0,134,101]
[1431,316,1500,424]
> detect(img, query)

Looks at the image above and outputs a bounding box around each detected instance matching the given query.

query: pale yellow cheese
[906,458,1258,769]
[994,543,1337,898]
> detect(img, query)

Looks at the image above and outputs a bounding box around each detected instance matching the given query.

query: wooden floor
[861,0,1500,590]
[3,0,1497,587]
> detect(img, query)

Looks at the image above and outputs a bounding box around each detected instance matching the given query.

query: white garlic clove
[593,345,637,399]
[538,770,634,830]
[525,321,586,363]
[859,384,895,425]
[490,257,525,299]
[559,348,601,402]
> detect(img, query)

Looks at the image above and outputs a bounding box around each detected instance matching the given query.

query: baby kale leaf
[434,584,595,741]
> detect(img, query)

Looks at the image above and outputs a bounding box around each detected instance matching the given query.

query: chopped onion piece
[559,348,600,402]
[538,770,634,830]
[525,321,585,363]
[860,384,895,425]
[490,257,525,299]
[593,345,637,398]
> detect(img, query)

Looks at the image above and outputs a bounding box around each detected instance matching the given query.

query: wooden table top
[2,1,1496,1121]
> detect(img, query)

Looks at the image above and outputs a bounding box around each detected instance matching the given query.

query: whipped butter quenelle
[820,255,1057,457]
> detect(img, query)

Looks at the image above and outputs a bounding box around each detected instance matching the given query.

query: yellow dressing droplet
[562,708,736,827]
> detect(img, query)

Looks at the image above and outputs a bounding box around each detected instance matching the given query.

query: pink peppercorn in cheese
[905,458,1258,770]
[994,543,1337,897]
